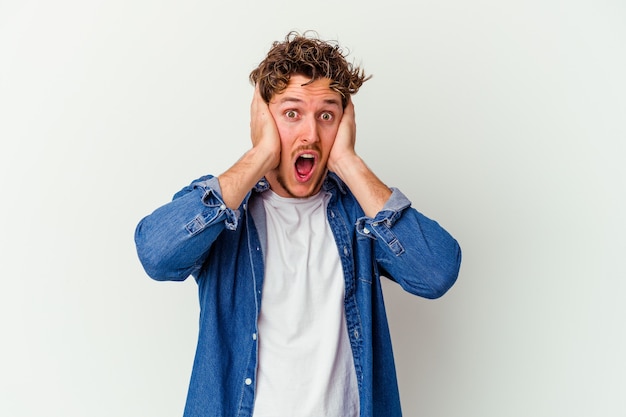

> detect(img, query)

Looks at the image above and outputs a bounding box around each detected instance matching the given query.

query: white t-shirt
[252,190,359,417]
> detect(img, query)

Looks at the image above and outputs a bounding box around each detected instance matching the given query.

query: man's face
[265,74,343,198]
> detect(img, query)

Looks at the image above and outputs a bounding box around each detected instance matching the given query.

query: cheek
[321,129,338,149]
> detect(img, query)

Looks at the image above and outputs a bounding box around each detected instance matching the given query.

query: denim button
[245,378,252,385]
[219,204,226,210]
[252,333,257,340]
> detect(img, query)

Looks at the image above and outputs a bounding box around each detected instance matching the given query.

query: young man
[135,31,461,417]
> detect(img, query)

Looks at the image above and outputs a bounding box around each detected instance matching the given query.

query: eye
[285,110,298,119]
[320,112,333,121]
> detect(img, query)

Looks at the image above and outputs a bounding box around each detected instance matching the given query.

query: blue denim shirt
[135,173,461,417]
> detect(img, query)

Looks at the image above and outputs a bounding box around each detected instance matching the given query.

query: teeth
[300,153,314,159]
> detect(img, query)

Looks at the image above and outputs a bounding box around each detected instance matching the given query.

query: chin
[276,173,324,199]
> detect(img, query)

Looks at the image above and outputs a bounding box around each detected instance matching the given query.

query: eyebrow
[278,97,342,107]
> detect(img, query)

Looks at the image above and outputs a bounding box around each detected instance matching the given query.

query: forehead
[272,74,341,106]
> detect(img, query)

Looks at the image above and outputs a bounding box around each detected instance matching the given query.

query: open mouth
[294,153,316,182]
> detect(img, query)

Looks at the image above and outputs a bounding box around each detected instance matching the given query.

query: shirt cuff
[355,188,411,255]
[188,176,240,231]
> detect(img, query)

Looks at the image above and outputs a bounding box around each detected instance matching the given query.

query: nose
[299,117,320,144]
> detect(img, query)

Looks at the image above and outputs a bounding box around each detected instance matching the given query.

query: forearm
[218,145,277,209]
[331,153,392,218]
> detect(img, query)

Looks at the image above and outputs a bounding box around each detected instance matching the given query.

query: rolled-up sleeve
[356,188,462,299]
[134,175,242,281]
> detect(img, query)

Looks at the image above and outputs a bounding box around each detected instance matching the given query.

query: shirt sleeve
[134,175,242,281]
[356,188,462,299]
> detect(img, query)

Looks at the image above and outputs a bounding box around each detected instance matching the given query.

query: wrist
[328,152,360,179]
[253,143,280,171]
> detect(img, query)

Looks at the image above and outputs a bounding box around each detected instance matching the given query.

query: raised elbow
[397,241,462,299]
[423,244,462,299]
[134,220,190,282]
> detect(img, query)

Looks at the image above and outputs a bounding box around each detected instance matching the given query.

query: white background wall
[1,1,624,416]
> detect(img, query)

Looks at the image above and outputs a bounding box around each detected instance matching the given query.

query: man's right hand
[250,84,281,171]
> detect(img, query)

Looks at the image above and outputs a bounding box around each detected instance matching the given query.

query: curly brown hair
[249,31,371,108]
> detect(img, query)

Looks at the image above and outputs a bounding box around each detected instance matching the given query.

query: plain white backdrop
[1,1,625,416]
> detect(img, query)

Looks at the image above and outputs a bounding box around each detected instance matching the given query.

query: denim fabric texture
[134,173,462,417]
